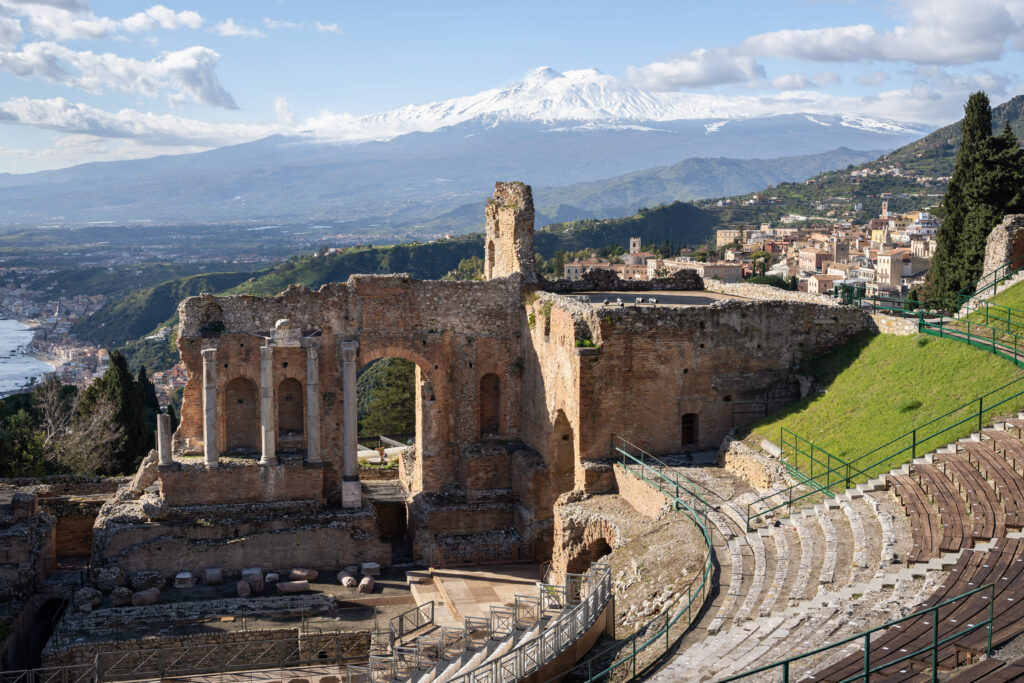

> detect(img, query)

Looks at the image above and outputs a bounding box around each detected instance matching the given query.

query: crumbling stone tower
[484,181,538,283]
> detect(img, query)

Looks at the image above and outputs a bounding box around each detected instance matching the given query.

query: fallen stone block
[290,568,319,582]
[131,587,160,606]
[360,562,381,577]
[357,576,375,594]
[236,579,251,598]
[110,587,133,607]
[174,572,195,588]
[242,567,264,592]
[336,571,356,588]
[91,567,125,592]
[265,572,280,584]
[204,568,223,586]
[276,580,310,594]
[129,570,165,591]
[75,587,102,612]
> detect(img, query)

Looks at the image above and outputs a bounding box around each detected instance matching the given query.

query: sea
[0,318,53,397]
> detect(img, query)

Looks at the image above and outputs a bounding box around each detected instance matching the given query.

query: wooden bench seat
[888,474,942,563]
[913,463,972,552]
[960,442,1024,528]
[937,453,1006,539]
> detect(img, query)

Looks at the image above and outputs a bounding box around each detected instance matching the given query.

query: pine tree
[78,350,154,474]
[927,94,1024,309]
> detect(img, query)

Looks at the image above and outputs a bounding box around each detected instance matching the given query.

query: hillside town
[563,200,937,297]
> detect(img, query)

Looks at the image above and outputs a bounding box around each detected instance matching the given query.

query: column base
[341,480,362,509]
[258,457,278,467]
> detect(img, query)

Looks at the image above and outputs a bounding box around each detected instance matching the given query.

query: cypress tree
[927,93,1024,309]
[78,350,154,474]
[166,403,179,432]
[136,365,160,431]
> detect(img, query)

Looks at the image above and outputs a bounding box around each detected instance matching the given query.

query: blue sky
[0,0,1022,172]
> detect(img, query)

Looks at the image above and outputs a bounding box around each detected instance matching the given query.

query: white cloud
[0,42,238,108]
[0,96,270,144]
[121,5,202,33]
[0,1,204,40]
[263,17,302,29]
[770,73,812,90]
[741,0,1024,65]
[314,21,341,35]
[625,48,764,90]
[273,95,293,124]
[213,17,263,38]
[0,15,21,49]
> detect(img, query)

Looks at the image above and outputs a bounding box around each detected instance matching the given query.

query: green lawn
[747,332,1024,482]
[985,278,1024,311]
[962,280,1024,339]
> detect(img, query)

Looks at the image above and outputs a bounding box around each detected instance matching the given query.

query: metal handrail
[553,436,716,681]
[715,582,996,683]
[957,251,1024,309]
[746,373,1024,528]
[922,317,1024,367]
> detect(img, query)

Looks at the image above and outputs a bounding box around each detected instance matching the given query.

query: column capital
[201,347,217,362]
[339,339,359,363]
[260,344,274,357]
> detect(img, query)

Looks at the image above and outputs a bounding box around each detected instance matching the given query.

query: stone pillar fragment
[201,348,219,468]
[305,345,321,465]
[259,345,277,466]
[340,339,361,508]
[157,413,172,467]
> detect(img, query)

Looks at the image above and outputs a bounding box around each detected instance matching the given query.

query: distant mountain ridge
[0,68,928,232]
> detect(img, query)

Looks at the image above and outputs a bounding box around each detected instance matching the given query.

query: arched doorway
[224,377,259,451]
[277,378,304,437]
[479,373,500,437]
[566,536,612,574]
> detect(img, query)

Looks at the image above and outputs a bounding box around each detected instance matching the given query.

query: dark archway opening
[566,537,612,574]
[224,377,259,451]
[479,373,501,437]
[681,412,698,450]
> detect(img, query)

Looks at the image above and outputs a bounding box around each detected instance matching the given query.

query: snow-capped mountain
[304,67,925,142]
[0,67,933,229]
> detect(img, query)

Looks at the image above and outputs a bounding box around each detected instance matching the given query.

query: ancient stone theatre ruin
[91,181,872,575]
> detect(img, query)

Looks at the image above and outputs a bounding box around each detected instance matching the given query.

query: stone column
[305,345,321,466]
[259,345,277,466]
[340,339,361,508]
[201,348,219,468]
[157,413,173,468]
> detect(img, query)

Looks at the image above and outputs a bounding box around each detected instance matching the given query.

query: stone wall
[982,213,1024,282]
[158,457,323,506]
[613,465,669,519]
[484,181,537,283]
[703,279,845,306]
[869,313,920,336]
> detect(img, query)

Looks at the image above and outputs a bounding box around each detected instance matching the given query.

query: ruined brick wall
[176,274,525,497]
[484,181,537,283]
[158,460,323,506]
[543,267,703,293]
[613,465,669,519]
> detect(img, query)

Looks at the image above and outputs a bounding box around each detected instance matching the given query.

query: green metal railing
[920,316,1024,367]
[716,582,996,683]
[962,298,1024,336]
[745,374,1024,529]
[555,436,715,682]
[956,252,1024,311]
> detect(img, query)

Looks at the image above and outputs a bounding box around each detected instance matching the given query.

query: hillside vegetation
[73,271,257,346]
[748,333,1024,481]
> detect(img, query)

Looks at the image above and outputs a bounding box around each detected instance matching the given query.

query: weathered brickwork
[93,180,876,575]
[982,213,1024,282]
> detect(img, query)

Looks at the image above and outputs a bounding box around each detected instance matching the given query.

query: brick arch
[548,409,575,498]
[357,344,441,387]
[278,377,304,436]
[479,372,501,437]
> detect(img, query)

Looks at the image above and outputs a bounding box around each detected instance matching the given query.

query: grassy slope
[985,279,1024,311]
[748,333,1024,479]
